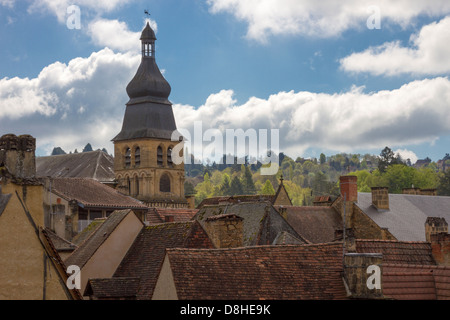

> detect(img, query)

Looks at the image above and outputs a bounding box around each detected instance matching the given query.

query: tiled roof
[383,264,450,300]
[146,207,198,224]
[36,150,115,183]
[84,278,140,299]
[276,206,342,244]
[195,202,308,246]
[65,210,134,269]
[113,221,214,300]
[356,192,450,241]
[164,243,348,300]
[44,228,77,252]
[355,240,436,265]
[49,177,148,209]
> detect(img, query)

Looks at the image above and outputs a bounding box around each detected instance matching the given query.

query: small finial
[144,10,150,17]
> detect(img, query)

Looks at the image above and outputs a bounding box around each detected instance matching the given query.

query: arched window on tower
[125,148,131,168]
[135,147,141,167]
[127,177,131,195]
[157,146,163,167]
[135,175,140,196]
[160,174,171,193]
[167,147,173,168]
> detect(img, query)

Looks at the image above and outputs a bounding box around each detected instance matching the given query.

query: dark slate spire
[113,22,178,142]
[126,22,171,105]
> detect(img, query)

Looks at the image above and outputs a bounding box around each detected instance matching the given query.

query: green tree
[260,180,276,195]
[320,153,327,165]
[219,173,232,196]
[230,176,244,196]
[378,147,404,173]
[438,169,450,196]
[242,166,256,195]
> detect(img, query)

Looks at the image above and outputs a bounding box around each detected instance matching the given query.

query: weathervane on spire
[144,9,150,17]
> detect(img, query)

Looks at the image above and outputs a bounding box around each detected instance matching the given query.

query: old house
[84,220,214,300]
[64,209,144,296]
[197,177,292,209]
[42,177,148,241]
[193,201,308,248]
[0,134,81,300]
[112,22,187,209]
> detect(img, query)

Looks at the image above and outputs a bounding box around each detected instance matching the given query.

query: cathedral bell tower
[112,22,187,208]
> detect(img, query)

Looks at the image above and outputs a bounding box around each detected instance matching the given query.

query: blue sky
[1,0,450,164]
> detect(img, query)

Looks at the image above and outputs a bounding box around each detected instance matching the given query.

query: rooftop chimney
[430,232,450,266]
[343,253,383,299]
[0,134,36,180]
[371,187,389,211]
[425,217,448,243]
[205,214,243,248]
[340,176,358,203]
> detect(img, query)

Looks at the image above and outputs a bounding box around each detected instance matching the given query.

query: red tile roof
[113,221,214,300]
[383,264,450,300]
[355,240,435,265]
[164,243,349,300]
[146,207,198,224]
[197,195,276,209]
[50,177,148,209]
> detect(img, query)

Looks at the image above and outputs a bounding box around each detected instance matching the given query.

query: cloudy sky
[1,0,450,164]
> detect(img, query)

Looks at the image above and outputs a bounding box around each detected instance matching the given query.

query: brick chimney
[0,134,36,180]
[403,188,421,195]
[425,217,448,243]
[340,176,358,203]
[371,187,389,210]
[430,233,450,266]
[420,189,438,196]
[205,214,243,248]
[343,253,383,299]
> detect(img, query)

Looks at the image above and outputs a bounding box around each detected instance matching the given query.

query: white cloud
[87,18,157,53]
[207,0,450,42]
[0,0,14,8]
[0,48,140,155]
[340,16,450,76]
[394,149,419,164]
[174,77,450,160]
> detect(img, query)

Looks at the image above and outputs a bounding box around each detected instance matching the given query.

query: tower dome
[126,22,171,105]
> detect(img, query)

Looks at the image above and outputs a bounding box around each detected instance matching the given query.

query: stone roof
[355,239,436,265]
[113,221,214,300]
[163,243,349,300]
[275,206,343,244]
[65,210,134,269]
[84,278,141,299]
[194,202,308,246]
[36,150,115,183]
[49,177,148,210]
[356,192,450,241]
[71,219,106,246]
[197,195,276,209]
[383,264,450,300]
[146,207,198,224]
